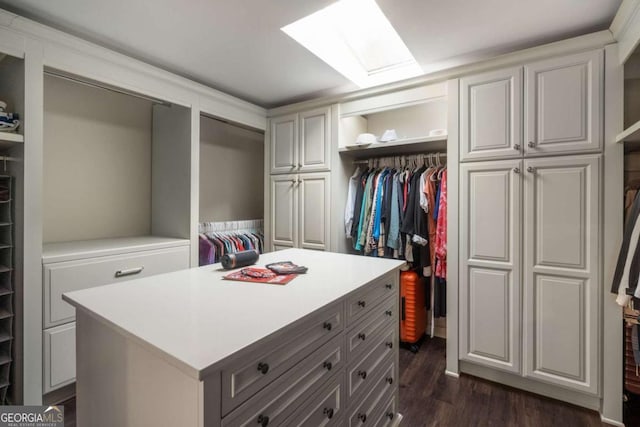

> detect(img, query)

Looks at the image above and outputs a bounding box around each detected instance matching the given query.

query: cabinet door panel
[44,322,76,393]
[523,155,600,394]
[299,107,330,172]
[270,114,298,174]
[299,173,330,250]
[270,175,297,250]
[524,50,602,156]
[460,160,521,373]
[460,67,522,161]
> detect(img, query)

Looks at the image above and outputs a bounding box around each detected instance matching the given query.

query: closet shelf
[616,120,640,143]
[0,132,23,148]
[339,135,447,157]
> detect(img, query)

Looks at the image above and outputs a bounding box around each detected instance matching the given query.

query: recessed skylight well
[282,0,423,88]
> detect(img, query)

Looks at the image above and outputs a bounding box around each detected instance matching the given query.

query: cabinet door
[299,107,331,172]
[459,160,521,373]
[524,50,602,156]
[298,172,330,251]
[270,175,298,250]
[460,67,523,162]
[270,114,298,174]
[43,322,76,393]
[523,155,600,394]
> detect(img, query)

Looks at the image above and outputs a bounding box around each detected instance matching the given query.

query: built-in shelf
[617,120,640,143]
[339,135,447,157]
[0,133,23,150]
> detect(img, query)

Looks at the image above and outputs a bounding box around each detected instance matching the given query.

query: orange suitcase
[400,270,427,352]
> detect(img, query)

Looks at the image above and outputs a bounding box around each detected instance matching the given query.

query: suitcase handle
[401,297,406,321]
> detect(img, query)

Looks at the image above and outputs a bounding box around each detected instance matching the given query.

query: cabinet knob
[357,300,366,308]
[527,166,535,173]
[385,310,392,317]
[358,332,366,341]
[513,167,520,174]
[385,283,392,289]
[323,322,332,331]
[298,163,302,168]
[357,370,367,379]
[323,408,334,419]
[528,141,536,148]
[386,342,393,349]
[387,412,394,420]
[323,361,332,371]
[386,376,393,385]
[513,143,521,150]
[358,413,367,423]
[257,362,269,375]
[257,415,269,427]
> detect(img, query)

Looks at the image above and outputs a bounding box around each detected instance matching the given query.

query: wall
[199,116,264,222]
[42,74,152,243]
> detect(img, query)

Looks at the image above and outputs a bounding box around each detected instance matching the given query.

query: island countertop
[63,248,405,380]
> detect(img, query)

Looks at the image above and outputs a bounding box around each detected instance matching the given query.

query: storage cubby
[619,51,640,146]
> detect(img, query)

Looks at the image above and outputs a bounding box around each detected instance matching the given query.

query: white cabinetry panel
[270,114,298,174]
[299,173,330,250]
[270,174,298,249]
[43,323,76,394]
[299,107,330,172]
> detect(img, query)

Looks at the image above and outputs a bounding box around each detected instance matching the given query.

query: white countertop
[63,248,405,380]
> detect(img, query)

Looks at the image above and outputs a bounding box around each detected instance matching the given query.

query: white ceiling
[0,0,621,108]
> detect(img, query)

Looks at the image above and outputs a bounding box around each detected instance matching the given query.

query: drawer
[43,246,189,328]
[222,334,344,427]
[221,302,343,415]
[346,272,397,326]
[283,371,344,427]
[347,359,395,427]
[372,394,397,427]
[43,322,76,394]
[346,296,395,360]
[347,325,395,399]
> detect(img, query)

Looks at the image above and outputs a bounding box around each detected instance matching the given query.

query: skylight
[282,0,423,88]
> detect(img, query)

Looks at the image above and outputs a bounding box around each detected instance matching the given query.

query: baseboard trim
[444,370,460,378]
[600,413,625,427]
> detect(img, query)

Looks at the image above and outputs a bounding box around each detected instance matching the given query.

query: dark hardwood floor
[61,337,630,426]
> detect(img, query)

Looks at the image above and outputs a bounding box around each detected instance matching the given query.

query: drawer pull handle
[358,413,367,423]
[114,267,144,278]
[358,333,366,341]
[323,322,332,331]
[357,300,366,308]
[323,361,332,371]
[385,284,392,289]
[528,141,536,148]
[386,342,393,349]
[387,412,394,420]
[385,310,392,317]
[323,408,334,419]
[357,370,367,379]
[257,415,269,427]
[257,363,269,375]
[386,377,393,385]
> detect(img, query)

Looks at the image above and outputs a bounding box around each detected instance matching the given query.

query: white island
[63,248,405,427]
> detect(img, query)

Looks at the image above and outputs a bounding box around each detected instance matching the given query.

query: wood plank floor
[62,337,620,426]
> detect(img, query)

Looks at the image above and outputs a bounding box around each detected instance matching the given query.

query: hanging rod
[352,152,447,165]
[44,70,172,106]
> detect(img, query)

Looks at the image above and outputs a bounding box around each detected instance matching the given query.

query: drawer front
[222,335,344,427]
[221,302,343,415]
[372,394,397,427]
[44,246,189,328]
[283,372,344,427]
[348,325,396,399]
[43,322,76,394]
[347,359,395,427]
[346,296,395,360]
[346,273,397,326]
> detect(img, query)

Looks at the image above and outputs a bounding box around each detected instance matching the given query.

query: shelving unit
[0,176,13,404]
[338,134,447,156]
[617,120,640,143]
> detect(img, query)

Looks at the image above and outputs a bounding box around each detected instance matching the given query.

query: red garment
[435,170,447,278]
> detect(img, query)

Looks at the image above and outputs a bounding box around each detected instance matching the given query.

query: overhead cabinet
[270,107,331,174]
[270,172,330,252]
[460,50,603,162]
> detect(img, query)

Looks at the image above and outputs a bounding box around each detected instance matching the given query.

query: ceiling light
[282,0,422,88]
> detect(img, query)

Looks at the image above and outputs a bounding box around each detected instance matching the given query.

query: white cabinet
[43,323,76,394]
[460,160,521,373]
[460,68,523,161]
[523,155,600,394]
[460,50,602,162]
[270,172,330,251]
[270,107,331,174]
[459,154,601,394]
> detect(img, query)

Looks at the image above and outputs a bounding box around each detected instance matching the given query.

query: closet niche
[40,71,190,400]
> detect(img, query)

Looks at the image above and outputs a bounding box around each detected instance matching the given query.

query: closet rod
[352,152,447,165]
[44,70,171,106]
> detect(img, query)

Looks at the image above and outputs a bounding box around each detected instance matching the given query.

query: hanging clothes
[198,228,264,266]
[611,191,640,305]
